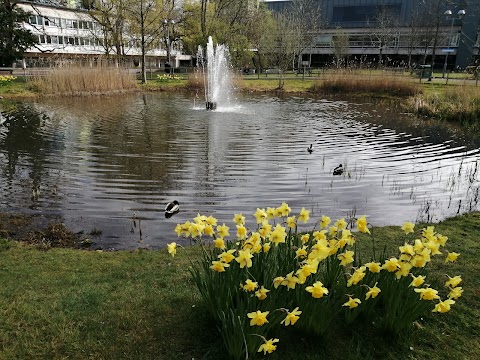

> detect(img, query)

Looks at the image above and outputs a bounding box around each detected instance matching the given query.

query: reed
[311,72,421,98]
[407,85,480,128]
[29,67,137,96]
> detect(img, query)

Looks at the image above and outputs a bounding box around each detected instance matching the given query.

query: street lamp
[163,19,175,73]
[442,9,465,78]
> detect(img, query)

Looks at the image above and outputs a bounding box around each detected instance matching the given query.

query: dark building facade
[263,0,480,69]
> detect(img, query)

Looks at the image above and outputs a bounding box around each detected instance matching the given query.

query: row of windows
[30,15,98,30]
[37,34,104,47]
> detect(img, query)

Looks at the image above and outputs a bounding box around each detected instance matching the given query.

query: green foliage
[0,75,16,86]
[156,74,182,83]
[0,1,38,67]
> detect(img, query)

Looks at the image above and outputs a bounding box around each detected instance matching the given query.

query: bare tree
[369,5,401,66]
[332,27,349,68]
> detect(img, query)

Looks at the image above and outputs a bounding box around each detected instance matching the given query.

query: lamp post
[163,19,175,73]
[442,9,465,78]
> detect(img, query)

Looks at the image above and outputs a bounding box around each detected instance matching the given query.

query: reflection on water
[0,93,479,249]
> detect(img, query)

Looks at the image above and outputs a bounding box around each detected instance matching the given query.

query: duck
[307,144,313,154]
[165,200,180,218]
[333,164,344,176]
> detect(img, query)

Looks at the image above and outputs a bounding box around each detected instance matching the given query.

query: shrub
[168,205,462,359]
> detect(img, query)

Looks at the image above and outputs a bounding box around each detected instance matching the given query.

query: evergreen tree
[0,1,38,67]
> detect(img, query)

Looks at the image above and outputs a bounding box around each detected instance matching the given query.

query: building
[262,0,480,70]
[15,1,191,69]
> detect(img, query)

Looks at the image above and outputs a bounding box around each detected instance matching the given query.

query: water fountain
[197,36,233,110]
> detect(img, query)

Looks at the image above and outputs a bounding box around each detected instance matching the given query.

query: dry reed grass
[30,67,137,96]
[311,72,421,97]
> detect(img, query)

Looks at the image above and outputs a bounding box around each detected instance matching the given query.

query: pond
[0,92,479,250]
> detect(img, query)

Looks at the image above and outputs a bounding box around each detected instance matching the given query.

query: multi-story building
[262,0,480,70]
[15,0,191,69]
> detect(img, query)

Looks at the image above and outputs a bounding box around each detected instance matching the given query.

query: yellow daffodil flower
[334,218,347,230]
[436,234,448,246]
[253,208,267,224]
[270,224,287,245]
[445,275,462,288]
[341,229,355,245]
[365,283,381,300]
[338,250,355,266]
[382,257,400,272]
[235,249,253,268]
[218,249,236,263]
[432,299,455,313]
[356,215,370,234]
[300,233,310,244]
[203,224,214,237]
[258,338,279,355]
[347,266,366,287]
[401,222,415,234]
[247,310,269,326]
[364,262,381,273]
[277,202,291,217]
[395,261,413,279]
[189,222,204,238]
[236,224,247,240]
[313,230,327,242]
[193,213,208,224]
[210,261,229,272]
[409,275,426,287]
[305,281,329,298]
[259,221,272,238]
[343,296,361,309]
[216,223,230,238]
[213,238,226,249]
[281,271,299,290]
[287,215,296,229]
[263,242,271,253]
[445,252,460,263]
[422,226,435,240]
[273,276,285,289]
[242,279,259,292]
[167,242,177,257]
[255,286,270,300]
[295,246,308,259]
[266,207,276,219]
[232,213,245,225]
[425,240,442,255]
[174,224,183,237]
[205,215,217,226]
[298,207,311,223]
[281,307,302,326]
[399,243,415,256]
[448,287,463,300]
[413,239,424,253]
[414,287,440,300]
[320,215,331,229]
[329,226,338,237]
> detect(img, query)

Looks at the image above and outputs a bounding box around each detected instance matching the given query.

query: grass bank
[0,212,479,359]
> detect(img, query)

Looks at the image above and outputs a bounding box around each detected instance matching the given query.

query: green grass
[0,212,479,359]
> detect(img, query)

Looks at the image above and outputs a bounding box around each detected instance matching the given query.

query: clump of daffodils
[0,75,16,86]
[167,205,462,359]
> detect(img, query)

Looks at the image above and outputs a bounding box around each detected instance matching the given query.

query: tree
[332,27,349,68]
[370,5,401,66]
[0,0,38,67]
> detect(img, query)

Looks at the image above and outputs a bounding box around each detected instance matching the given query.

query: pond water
[0,93,479,250]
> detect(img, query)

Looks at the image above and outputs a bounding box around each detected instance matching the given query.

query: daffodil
[305,281,329,298]
[334,218,347,230]
[436,234,448,246]
[247,310,269,326]
[287,215,296,229]
[401,222,415,234]
[445,251,460,263]
[236,224,247,240]
[255,286,270,300]
[432,299,455,313]
[356,215,370,233]
[313,230,327,242]
[258,338,279,355]
[218,249,236,263]
[425,240,442,255]
[259,221,272,238]
[203,224,214,237]
[233,213,245,225]
[295,246,308,259]
[174,224,183,237]
[448,287,463,300]
[343,296,361,309]
[213,238,226,249]
[329,226,338,237]
[193,213,208,224]
[216,223,230,238]
[320,215,331,229]
[210,261,229,272]
[338,250,354,266]
[382,257,400,272]
[364,261,381,273]
[399,243,415,256]
[300,233,310,244]
[409,275,426,287]
[270,224,287,245]
[414,287,440,300]
[273,276,285,289]
[242,279,258,292]
[341,229,355,245]
[276,202,291,217]
[281,271,299,290]
[395,261,413,279]
[365,282,381,300]
[347,266,366,287]
[422,226,435,240]
[281,307,302,326]
[253,208,267,224]
[167,242,177,257]
[205,215,217,226]
[266,207,276,219]
[263,242,271,253]
[298,207,310,223]
[445,275,462,288]
[235,249,253,268]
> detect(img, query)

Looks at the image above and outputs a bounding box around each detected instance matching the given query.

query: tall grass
[407,85,480,128]
[29,67,137,96]
[311,72,422,98]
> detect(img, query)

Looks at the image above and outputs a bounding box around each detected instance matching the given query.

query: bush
[168,204,463,359]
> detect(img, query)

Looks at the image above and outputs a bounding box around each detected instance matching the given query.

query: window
[59,36,64,45]
[332,5,401,24]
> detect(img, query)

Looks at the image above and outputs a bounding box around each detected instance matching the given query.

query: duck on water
[165,200,180,218]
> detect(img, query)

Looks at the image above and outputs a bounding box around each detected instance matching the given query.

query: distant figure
[307,144,313,154]
[333,164,344,176]
[165,200,180,218]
